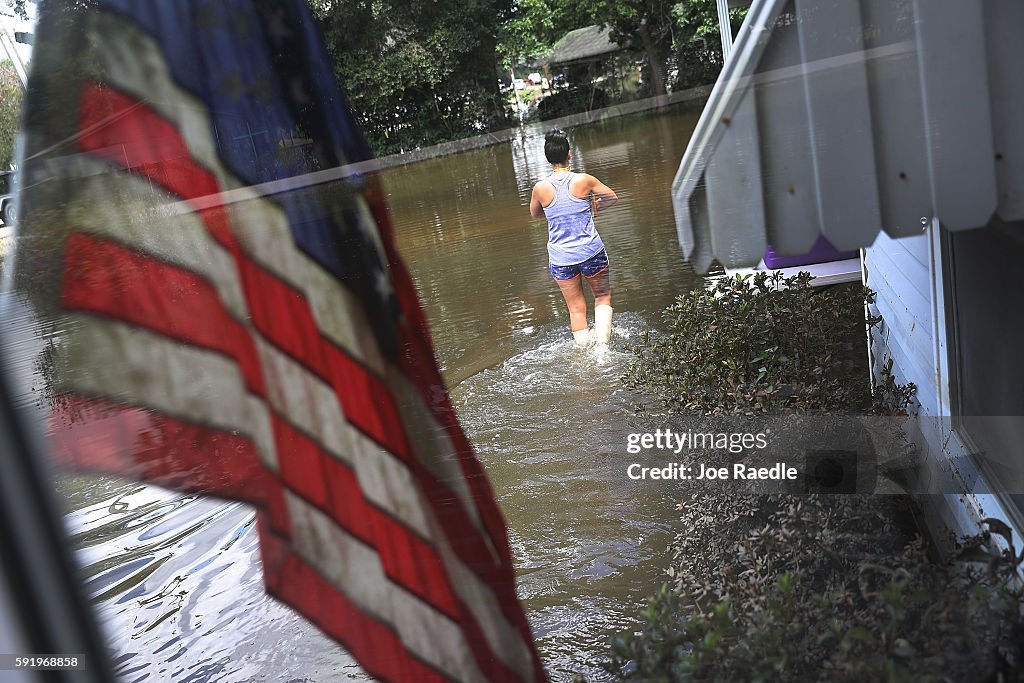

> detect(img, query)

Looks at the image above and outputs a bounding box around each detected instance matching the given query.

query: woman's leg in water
[587,268,612,344]
[555,275,590,345]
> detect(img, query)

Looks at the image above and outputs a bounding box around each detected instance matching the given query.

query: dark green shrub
[624,271,874,415]
[603,493,1024,682]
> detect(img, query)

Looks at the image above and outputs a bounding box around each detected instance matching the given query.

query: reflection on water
[7,106,702,681]
[384,109,702,386]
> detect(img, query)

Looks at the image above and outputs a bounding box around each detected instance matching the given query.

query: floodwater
[3,106,703,682]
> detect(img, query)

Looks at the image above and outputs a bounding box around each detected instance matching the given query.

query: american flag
[16,1,545,681]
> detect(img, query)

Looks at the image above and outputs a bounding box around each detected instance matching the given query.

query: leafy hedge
[624,272,874,415]
[611,271,1022,682]
[603,490,1024,682]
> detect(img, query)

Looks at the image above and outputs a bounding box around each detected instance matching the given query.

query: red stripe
[47,395,289,535]
[60,231,266,395]
[259,527,451,683]
[74,81,539,681]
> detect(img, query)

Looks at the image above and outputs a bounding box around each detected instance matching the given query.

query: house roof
[545,25,621,66]
[672,0,1024,273]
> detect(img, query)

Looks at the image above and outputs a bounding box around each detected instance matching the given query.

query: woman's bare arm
[578,174,618,214]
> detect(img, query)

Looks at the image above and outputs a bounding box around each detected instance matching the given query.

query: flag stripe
[49,395,290,535]
[58,268,538,680]
[257,525,451,683]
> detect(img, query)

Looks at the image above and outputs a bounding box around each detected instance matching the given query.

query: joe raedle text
[627,462,798,481]
[624,428,796,483]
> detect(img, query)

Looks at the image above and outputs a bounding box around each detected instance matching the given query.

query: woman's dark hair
[544,129,570,164]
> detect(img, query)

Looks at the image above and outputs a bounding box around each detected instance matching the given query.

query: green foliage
[624,272,875,415]
[666,0,742,90]
[498,0,603,67]
[0,61,23,169]
[873,357,917,416]
[604,490,1024,682]
[312,0,511,156]
[536,86,608,120]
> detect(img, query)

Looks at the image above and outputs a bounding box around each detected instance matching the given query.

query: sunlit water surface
[3,106,702,681]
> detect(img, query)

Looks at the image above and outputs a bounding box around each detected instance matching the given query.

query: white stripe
[253,336,433,539]
[224,192,385,372]
[61,315,276,471]
[285,492,486,683]
[61,167,248,321]
[94,10,384,374]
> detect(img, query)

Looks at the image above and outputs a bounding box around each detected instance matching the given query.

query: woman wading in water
[529,129,619,347]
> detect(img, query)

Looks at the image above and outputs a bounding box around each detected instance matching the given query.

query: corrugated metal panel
[673,0,1024,272]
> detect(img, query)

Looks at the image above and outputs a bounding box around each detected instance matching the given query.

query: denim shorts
[549,249,610,281]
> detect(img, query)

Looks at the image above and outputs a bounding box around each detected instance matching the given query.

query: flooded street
[385,109,704,679]
[4,106,703,681]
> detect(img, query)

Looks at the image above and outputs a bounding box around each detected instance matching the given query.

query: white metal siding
[673,0,1024,271]
[865,231,935,416]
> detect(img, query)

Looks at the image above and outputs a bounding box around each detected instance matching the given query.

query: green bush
[603,492,1024,682]
[624,272,874,415]
[609,272,1021,681]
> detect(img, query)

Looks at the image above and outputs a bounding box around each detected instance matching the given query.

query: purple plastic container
[762,235,858,269]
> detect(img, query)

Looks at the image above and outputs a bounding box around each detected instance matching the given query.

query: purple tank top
[541,173,605,266]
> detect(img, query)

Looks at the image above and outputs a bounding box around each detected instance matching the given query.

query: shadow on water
[4,106,702,682]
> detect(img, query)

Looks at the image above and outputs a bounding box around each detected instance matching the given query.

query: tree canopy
[314,0,738,154]
[312,0,512,156]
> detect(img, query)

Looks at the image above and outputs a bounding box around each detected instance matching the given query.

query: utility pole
[716,0,734,61]
[509,66,523,123]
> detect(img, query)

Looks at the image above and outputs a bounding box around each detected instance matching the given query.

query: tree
[597,0,743,96]
[312,0,511,156]
[0,61,23,169]
[598,0,678,96]
[497,0,599,68]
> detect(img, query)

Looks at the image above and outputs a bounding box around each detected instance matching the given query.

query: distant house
[672,1,1024,543]
[545,25,622,73]
[539,25,631,113]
